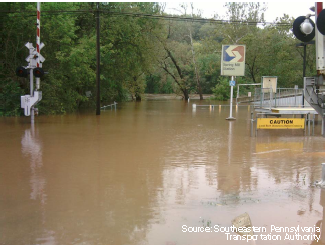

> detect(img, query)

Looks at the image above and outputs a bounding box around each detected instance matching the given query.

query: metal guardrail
[236,83,260,104]
[254,88,305,109]
[254,88,273,109]
[101,101,117,110]
[275,88,304,107]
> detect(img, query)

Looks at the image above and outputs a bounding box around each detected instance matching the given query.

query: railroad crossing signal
[18,2,44,121]
[24,42,45,69]
[16,42,45,78]
[17,41,45,116]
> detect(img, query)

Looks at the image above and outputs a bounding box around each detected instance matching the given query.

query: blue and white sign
[229,80,236,87]
[221,45,246,76]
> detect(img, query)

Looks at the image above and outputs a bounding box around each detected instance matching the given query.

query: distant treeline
[1,2,316,115]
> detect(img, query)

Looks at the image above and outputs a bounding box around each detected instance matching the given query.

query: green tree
[1,2,36,116]
[201,2,309,93]
[1,2,164,115]
[100,2,163,102]
[154,11,204,100]
[212,77,230,101]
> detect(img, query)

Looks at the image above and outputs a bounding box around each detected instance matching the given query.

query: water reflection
[145,102,324,244]
[21,126,46,203]
[228,121,233,165]
[21,125,55,244]
[0,100,324,244]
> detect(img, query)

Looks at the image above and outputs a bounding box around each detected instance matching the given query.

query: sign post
[227,76,236,120]
[221,45,246,120]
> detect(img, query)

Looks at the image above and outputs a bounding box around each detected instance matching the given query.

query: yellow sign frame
[257,118,305,129]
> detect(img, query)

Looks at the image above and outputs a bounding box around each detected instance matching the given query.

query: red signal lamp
[15,66,28,77]
[33,67,44,78]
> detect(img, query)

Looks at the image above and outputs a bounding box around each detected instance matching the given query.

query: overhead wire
[0,9,292,27]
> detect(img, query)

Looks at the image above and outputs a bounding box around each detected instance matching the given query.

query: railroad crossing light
[293,16,315,42]
[300,19,314,35]
[16,66,28,77]
[33,67,44,78]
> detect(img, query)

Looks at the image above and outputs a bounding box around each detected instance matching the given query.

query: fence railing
[254,88,305,109]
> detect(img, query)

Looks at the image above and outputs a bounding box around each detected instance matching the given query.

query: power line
[0,10,92,14]
[103,10,292,26]
[0,9,292,27]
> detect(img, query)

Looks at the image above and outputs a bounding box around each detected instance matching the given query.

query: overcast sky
[164,1,316,22]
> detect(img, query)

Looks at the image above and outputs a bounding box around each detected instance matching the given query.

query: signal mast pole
[32,2,42,124]
[31,2,41,123]
[96,2,101,115]
[36,2,41,90]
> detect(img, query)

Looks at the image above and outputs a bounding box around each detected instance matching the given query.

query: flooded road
[0,100,325,244]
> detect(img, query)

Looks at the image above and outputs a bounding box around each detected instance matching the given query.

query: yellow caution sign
[257,118,305,129]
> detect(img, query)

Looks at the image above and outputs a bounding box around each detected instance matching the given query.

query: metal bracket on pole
[21,91,42,116]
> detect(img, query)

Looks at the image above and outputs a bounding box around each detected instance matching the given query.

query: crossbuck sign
[221,45,246,76]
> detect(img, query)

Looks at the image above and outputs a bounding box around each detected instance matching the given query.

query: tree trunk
[133,75,142,101]
[247,56,257,83]
[164,48,189,101]
[135,94,142,101]
[183,89,189,101]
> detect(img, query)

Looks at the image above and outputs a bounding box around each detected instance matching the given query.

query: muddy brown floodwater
[0,100,325,245]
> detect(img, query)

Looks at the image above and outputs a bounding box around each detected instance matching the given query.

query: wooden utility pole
[96,2,101,115]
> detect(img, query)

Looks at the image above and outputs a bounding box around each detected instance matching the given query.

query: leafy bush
[0,79,25,116]
[212,77,231,101]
